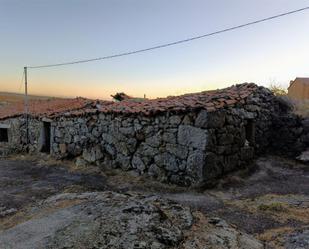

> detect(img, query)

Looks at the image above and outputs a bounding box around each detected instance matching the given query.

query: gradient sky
[0,0,309,100]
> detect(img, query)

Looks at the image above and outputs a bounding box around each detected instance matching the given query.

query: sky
[0,0,309,100]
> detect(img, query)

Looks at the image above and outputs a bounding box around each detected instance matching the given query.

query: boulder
[132,155,146,172]
[178,125,208,150]
[165,143,189,160]
[148,164,165,180]
[82,146,103,163]
[0,192,193,249]
[0,192,264,249]
[169,115,182,126]
[115,153,131,171]
[155,152,179,173]
[186,150,206,185]
[195,110,208,128]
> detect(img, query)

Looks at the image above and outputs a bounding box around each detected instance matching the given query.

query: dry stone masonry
[0,83,308,186]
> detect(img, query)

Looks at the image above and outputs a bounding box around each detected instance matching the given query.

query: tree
[269,84,287,96]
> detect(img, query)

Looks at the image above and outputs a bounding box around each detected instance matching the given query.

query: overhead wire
[27,6,309,69]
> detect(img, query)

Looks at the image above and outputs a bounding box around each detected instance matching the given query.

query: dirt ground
[0,155,308,248]
[0,158,108,229]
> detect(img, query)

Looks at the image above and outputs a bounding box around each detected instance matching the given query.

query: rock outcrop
[0,191,263,249]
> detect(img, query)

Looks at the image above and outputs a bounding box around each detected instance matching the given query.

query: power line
[28,6,309,69]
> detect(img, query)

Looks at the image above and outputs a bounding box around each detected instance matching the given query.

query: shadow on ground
[0,155,308,248]
[0,159,108,224]
[152,156,309,248]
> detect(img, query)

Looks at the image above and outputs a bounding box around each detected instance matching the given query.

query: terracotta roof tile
[0,97,96,120]
[0,83,259,120]
[97,83,258,115]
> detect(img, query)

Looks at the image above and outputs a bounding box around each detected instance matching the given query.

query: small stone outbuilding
[0,83,308,186]
[288,77,309,101]
[0,98,95,155]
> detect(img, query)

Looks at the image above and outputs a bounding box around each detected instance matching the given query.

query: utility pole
[24,66,29,149]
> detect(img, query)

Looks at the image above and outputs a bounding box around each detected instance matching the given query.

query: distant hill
[0,92,62,107]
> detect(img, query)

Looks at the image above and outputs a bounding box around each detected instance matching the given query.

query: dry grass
[0,95,23,104]
[224,194,309,224]
[0,92,60,107]
[258,202,286,212]
[258,226,294,249]
[8,154,186,194]
[0,199,83,231]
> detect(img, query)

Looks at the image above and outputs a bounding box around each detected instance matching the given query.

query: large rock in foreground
[0,191,263,249]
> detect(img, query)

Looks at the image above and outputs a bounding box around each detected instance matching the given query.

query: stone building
[0,83,308,186]
[0,98,95,156]
[288,77,309,101]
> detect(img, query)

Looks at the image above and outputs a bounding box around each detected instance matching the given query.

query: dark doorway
[245,119,255,146]
[0,128,8,142]
[41,122,51,153]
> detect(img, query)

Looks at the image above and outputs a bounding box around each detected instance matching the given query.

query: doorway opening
[245,119,255,146]
[0,128,8,142]
[41,122,51,153]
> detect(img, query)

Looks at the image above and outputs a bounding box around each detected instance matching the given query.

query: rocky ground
[0,155,308,249]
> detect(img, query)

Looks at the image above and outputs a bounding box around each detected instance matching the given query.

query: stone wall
[0,117,46,156]
[0,118,23,156]
[271,114,309,156]
[52,112,206,186]
[1,85,307,185]
[48,86,280,186]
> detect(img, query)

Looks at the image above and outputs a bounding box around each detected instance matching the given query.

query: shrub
[269,84,287,96]
[258,202,286,212]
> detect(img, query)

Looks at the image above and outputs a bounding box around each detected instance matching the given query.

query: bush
[111,92,132,101]
[269,84,287,96]
[258,203,286,212]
